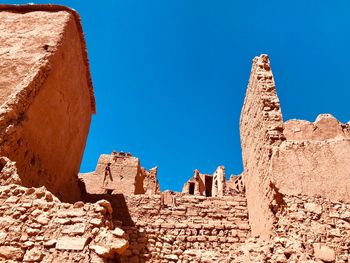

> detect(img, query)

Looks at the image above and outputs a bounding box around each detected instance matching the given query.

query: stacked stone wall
[274,194,350,262]
[115,194,249,262]
[0,184,128,262]
[226,194,350,262]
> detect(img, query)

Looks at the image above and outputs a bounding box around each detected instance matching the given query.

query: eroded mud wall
[0,7,95,202]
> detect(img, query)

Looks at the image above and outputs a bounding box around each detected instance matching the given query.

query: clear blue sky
[6,1,350,191]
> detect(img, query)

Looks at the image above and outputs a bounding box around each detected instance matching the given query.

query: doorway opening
[205,176,213,197]
[189,182,195,195]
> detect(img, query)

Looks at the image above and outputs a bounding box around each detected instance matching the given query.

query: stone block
[56,237,88,251]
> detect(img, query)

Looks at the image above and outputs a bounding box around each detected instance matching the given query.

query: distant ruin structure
[182,166,238,197]
[79,151,160,196]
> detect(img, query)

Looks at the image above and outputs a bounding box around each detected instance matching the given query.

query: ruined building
[0,4,350,263]
[79,151,160,196]
[181,167,244,197]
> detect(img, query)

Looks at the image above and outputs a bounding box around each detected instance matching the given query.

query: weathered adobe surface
[240,54,286,238]
[0,5,129,263]
[115,193,249,262]
[0,5,95,202]
[271,114,350,202]
[182,166,228,197]
[142,166,160,195]
[238,54,350,261]
[0,183,128,262]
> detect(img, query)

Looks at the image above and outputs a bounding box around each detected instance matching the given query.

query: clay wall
[239,54,285,238]
[115,194,250,262]
[0,6,95,202]
[269,114,350,202]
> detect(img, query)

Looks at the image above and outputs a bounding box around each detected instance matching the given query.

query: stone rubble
[0,184,128,262]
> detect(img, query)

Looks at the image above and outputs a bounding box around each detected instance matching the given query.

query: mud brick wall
[115,194,250,262]
[271,115,350,202]
[239,54,285,238]
[0,6,95,202]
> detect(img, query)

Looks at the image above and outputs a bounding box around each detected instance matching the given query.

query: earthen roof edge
[0,4,96,114]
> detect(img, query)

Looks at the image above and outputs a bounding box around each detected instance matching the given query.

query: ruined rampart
[115,194,250,262]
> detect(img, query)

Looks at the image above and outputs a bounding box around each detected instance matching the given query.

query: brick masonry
[114,193,249,262]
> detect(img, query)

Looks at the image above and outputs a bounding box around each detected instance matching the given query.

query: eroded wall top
[0,4,95,114]
[271,113,350,202]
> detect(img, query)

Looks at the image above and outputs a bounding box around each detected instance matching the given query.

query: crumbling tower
[240,54,285,238]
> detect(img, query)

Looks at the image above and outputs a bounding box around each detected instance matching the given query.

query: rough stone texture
[237,53,350,261]
[115,193,249,262]
[0,156,21,185]
[0,184,127,262]
[0,5,95,202]
[271,114,350,202]
[240,54,285,238]
[228,194,350,262]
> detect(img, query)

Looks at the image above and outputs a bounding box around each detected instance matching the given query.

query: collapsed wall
[181,166,229,197]
[228,194,350,262]
[0,5,95,202]
[0,183,128,262]
[240,54,285,238]
[115,193,249,262]
[0,6,130,263]
[2,3,350,260]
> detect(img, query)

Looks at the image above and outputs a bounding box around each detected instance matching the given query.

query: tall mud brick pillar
[240,54,285,238]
